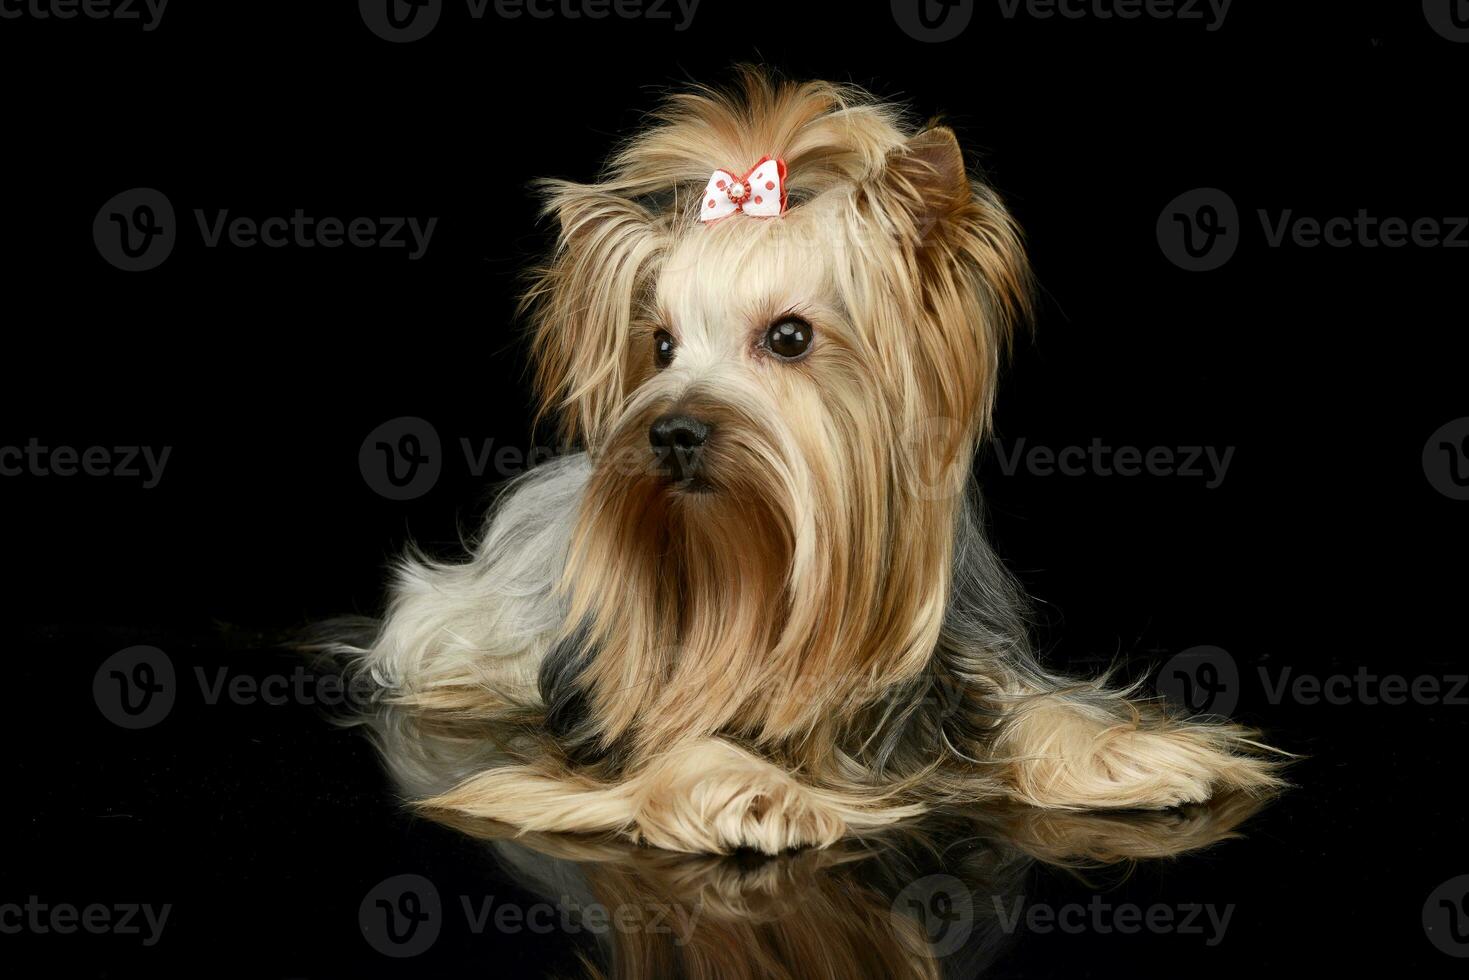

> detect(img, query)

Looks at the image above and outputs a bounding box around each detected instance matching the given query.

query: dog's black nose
[649,414,712,484]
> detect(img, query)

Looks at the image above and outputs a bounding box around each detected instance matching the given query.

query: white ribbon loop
[699,156,787,223]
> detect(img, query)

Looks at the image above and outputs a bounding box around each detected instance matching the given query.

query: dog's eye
[764,318,813,359]
[653,329,676,369]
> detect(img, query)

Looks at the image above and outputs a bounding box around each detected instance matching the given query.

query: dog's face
[609,198,879,540]
[525,78,1029,755]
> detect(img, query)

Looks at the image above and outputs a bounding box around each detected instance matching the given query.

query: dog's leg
[423,738,920,854]
[994,686,1286,810]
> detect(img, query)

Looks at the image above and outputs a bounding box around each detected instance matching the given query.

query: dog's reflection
[360,704,1270,979]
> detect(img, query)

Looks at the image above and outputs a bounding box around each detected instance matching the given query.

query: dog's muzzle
[649,414,713,487]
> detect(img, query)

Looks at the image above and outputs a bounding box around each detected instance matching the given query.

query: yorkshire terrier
[339,69,1284,855]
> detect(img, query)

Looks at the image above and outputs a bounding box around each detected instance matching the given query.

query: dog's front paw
[698,774,849,855]
[1007,709,1287,811]
[635,769,848,855]
[630,742,848,854]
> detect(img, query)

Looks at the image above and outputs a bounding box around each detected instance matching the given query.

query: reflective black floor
[12,628,1468,976]
[4,4,1467,977]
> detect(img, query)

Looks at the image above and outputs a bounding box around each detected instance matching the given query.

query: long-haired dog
[338,68,1284,855]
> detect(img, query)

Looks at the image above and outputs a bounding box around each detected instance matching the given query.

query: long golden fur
[335,67,1286,855]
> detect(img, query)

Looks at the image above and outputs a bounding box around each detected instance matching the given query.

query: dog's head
[524,70,1031,754]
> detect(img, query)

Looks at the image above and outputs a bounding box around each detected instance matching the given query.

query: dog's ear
[523,181,664,448]
[866,125,1030,329]
[856,126,1032,434]
[866,126,971,244]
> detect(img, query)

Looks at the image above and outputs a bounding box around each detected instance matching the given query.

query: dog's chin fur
[330,68,1288,855]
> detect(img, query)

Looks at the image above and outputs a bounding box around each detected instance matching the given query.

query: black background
[2,0,1467,975]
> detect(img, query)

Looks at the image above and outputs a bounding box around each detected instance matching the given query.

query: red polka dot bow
[700,156,788,223]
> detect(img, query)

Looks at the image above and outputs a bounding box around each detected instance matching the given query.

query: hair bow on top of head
[699,156,787,223]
